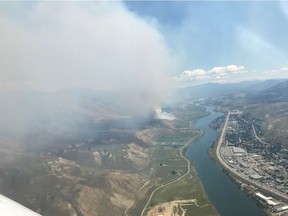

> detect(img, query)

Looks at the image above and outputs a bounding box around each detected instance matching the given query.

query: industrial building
[273,205,288,213]
[255,192,280,207]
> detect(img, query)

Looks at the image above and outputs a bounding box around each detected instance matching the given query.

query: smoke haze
[0,2,175,118]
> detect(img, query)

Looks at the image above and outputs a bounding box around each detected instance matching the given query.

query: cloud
[0,2,176,117]
[175,64,246,83]
[179,69,206,79]
[260,68,288,80]
[209,65,245,75]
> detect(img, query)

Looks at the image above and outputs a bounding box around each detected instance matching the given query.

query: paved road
[140,135,199,216]
[215,111,230,170]
[252,123,269,145]
[214,112,288,202]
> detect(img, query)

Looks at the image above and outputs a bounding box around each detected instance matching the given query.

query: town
[211,110,288,216]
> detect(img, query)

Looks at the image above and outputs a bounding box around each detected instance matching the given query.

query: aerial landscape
[0,1,288,216]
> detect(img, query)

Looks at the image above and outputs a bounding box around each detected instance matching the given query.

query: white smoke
[0,2,176,117]
[155,107,176,120]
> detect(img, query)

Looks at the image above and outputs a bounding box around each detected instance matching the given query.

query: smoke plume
[0,2,175,118]
[155,107,176,120]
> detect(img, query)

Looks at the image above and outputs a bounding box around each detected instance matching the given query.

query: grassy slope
[131,104,218,216]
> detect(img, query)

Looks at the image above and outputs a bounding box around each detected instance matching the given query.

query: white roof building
[255,192,273,201]
[275,206,288,213]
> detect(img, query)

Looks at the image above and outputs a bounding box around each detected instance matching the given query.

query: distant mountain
[208,79,288,147]
[177,79,285,100]
[248,80,288,103]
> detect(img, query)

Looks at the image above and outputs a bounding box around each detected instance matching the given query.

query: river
[186,107,266,216]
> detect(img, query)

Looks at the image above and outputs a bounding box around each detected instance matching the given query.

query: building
[255,192,281,208]
[273,205,288,213]
[255,192,273,202]
[232,147,246,157]
[250,174,263,180]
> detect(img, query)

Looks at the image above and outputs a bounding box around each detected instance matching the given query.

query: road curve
[140,135,200,216]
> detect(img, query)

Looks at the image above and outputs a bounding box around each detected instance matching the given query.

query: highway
[215,111,230,170]
[214,111,288,203]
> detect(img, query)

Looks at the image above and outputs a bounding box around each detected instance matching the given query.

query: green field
[144,131,218,216]
[150,175,218,216]
[129,104,218,216]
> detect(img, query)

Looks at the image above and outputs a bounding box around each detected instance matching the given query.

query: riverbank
[140,132,218,216]
[186,106,265,216]
[137,105,219,216]
[211,111,288,214]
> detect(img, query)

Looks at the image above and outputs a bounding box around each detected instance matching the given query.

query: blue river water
[186,107,266,216]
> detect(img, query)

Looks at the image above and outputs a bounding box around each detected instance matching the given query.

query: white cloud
[174,69,210,82]
[261,68,288,80]
[176,64,246,83]
[180,69,206,78]
[209,65,245,74]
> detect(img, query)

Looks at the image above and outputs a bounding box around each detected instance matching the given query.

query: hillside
[209,80,288,148]
[0,89,160,215]
[176,79,283,100]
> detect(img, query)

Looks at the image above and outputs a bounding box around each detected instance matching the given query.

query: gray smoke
[0,2,175,115]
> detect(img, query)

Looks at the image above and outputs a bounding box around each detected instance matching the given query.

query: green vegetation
[137,104,218,216]
[150,176,217,216]
[0,100,218,216]
[157,136,191,143]
[152,145,187,182]
[174,104,210,128]
[145,130,217,216]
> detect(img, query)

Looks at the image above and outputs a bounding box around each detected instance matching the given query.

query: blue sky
[0,1,288,91]
[125,1,288,84]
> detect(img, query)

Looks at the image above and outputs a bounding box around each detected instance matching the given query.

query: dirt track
[147,199,198,216]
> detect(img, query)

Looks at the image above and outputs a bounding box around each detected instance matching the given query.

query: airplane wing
[0,194,41,216]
